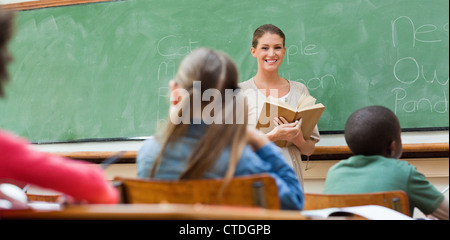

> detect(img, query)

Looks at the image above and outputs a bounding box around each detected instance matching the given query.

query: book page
[266,96,295,111]
[340,205,413,220]
[256,95,324,147]
[301,208,343,218]
[296,94,316,110]
[257,101,298,132]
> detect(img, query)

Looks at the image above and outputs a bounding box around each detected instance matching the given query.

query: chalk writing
[392,87,448,114]
[282,71,336,90]
[297,74,337,90]
[391,16,449,115]
[157,35,199,57]
[156,35,200,125]
[393,57,449,85]
[391,16,448,48]
[158,60,176,82]
[286,40,319,65]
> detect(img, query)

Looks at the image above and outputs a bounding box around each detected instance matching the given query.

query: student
[323,105,449,219]
[137,47,304,210]
[0,8,118,205]
[239,24,320,184]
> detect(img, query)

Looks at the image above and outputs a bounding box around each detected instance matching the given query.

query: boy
[323,105,448,219]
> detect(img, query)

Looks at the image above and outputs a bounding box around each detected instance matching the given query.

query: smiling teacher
[239,24,320,186]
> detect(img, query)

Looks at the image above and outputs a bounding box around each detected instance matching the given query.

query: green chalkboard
[0,0,448,143]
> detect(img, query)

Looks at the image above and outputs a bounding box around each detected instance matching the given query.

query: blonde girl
[137,47,304,210]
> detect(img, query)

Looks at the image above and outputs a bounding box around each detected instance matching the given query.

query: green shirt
[323,155,444,215]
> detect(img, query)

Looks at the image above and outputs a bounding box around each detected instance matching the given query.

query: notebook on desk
[301,205,413,220]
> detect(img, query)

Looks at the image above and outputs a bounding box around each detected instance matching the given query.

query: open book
[256,94,325,147]
[301,205,413,220]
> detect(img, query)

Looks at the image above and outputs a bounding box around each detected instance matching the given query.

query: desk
[0,204,316,220]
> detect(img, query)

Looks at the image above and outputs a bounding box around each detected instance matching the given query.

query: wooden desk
[0,204,314,220]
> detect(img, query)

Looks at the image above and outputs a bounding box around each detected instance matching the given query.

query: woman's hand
[267,117,302,142]
[267,117,316,156]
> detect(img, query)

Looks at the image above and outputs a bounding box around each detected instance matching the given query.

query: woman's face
[251,33,286,72]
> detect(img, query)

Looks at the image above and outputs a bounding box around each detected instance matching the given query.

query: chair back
[304,191,410,216]
[113,174,280,209]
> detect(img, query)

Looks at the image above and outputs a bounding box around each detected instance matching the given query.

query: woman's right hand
[266,117,301,142]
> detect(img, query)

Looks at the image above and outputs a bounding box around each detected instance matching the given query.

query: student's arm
[244,127,304,210]
[430,197,449,220]
[407,166,447,219]
[253,142,304,210]
[0,130,119,204]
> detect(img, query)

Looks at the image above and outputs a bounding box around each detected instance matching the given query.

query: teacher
[239,24,320,186]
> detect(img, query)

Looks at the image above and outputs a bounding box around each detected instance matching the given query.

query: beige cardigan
[239,78,320,186]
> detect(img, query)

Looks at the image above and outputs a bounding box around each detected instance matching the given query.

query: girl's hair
[252,24,286,48]
[150,48,248,189]
[0,8,14,98]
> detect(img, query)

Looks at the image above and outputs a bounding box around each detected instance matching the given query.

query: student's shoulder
[0,129,28,145]
[138,137,161,156]
[377,156,419,177]
[0,129,31,153]
[388,157,417,171]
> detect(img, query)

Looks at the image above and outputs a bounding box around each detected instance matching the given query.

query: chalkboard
[0,0,448,143]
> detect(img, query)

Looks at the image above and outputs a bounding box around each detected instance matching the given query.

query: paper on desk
[341,205,413,220]
[28,201,62,210]
[302,205,413,220]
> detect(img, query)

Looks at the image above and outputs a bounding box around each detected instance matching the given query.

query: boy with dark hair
[323,105,448,219]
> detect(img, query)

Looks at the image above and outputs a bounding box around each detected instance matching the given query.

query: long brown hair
[150,48,248,186]
[0,7,15,98]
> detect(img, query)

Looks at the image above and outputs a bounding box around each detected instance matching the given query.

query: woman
[0,8,118,205]
[137,47,304,210]
[239,24,320,185]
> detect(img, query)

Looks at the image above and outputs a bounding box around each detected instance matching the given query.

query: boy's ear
[389,140,403,159]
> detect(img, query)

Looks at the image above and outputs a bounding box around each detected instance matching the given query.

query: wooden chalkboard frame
[55,142,449,163]
[2,0,115,11]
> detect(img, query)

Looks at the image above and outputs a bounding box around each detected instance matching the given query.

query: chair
[304,191,410,216]
[113,174,280,209]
